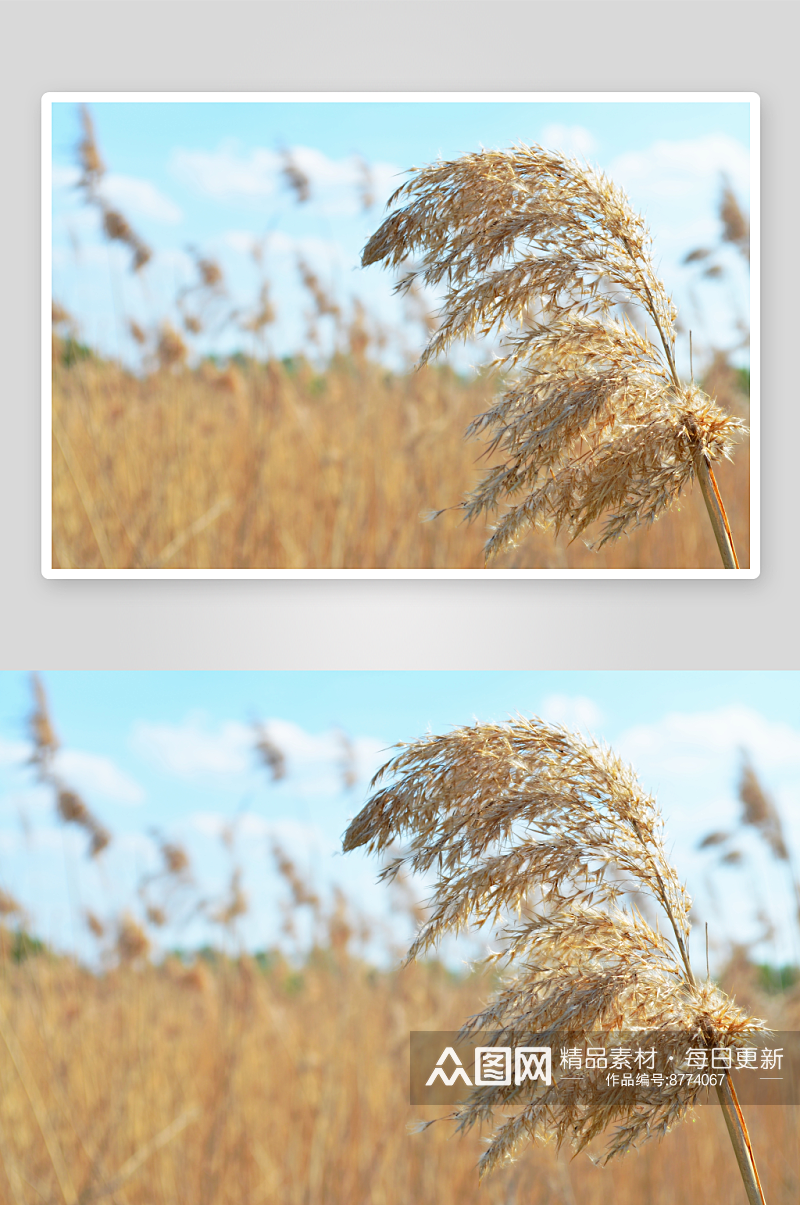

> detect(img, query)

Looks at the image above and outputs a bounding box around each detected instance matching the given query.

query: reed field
[50,107,751,571]
[0,942,797,1205]
[1,680,796,1204]
[51,344,749,571]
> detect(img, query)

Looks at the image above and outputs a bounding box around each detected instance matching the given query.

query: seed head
[344,716,767,1171]
[362,145,746,560]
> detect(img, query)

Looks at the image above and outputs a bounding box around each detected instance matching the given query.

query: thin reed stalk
[693,430,739,568]
[0,1000,77,1205]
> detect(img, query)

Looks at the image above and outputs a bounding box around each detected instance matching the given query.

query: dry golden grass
[0,942,797,1205]
[51,344,749,570]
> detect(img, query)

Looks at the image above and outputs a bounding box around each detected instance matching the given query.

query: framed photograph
[43,92,758,578]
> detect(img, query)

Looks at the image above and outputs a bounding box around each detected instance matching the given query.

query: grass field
[0,935,796,1205]
[51,341,750,571]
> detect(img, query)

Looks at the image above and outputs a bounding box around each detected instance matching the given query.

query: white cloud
[610,134,749,209]
[172,142,400,216]
[52,205,104,242]
[219,229,265,256]
[541,123,597,159]
[603,133,751,362]
[589,705,800,965]
[0,831,18,854]
[132,713,386,794]
[105,830,154,857]
[52,239,132,273]
[0,785,55,821]
[187,810,336,854]
[133,715,252,777]
[99,174,183,225]
[607,133,750,278]
[0,737,30,768]
[10,824,86,857]
[220,228,345,266]
[52,165,182,225]
[54,749,145,805]
[52,164,81,190]
[540,694,604,733]
[618,706,800,780]
[172,144,279,203]
[0,738,143,807]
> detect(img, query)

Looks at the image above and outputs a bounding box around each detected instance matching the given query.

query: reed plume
[362,145,746,567]
[343,716,768,1202]
[28,675,111,860]
[77,104,151,272]
[738,754,800,936]
[738,755,789,862]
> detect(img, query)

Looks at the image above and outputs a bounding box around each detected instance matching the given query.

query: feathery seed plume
[85,911,105,939]
[362,145,746,567]
[57,789,90,825]
[156,323,188,371]
[116,914,150,964]
[296,257,342,321]
[0,889,22,917]
[128,318,147,346]
[720,178,750,261]
[52,300,73,329]
[77,105,105,192]
[281,148,311,204]
[344,716,768,1200]
[254,724,287,783]
[162,841,191,877]
[28,672,59,773]
[738,755,789,861]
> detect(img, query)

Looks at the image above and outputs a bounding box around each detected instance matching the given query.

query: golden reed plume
[345,717,767,1202]
[363,146,746,567]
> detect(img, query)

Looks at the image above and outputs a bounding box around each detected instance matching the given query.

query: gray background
[2,1,793,669]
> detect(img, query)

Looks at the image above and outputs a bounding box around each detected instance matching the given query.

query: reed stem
[673,900,761,1203]
[694,451,739,569]
[715,1074,767,1205]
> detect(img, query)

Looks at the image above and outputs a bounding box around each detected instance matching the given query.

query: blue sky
[48,96,753,374]
[0,670,796,969]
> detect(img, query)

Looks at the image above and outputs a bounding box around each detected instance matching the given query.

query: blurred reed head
[0,889,23,919]
[116,914,150,964]
[297,257,341,322]
[254,723,287,783]
[156,323,188,372]
[720,177,750,261]
[212,868,249,927]
[738,754,789,861]
[78,104,105,191]
[271,842,320,915]
[85,910,105,939]
[281,148,311,204]
[28,672,59,773]
[162,840,191,878]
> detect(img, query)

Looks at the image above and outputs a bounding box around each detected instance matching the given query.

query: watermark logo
[516,1047,552,1086]
[422,1043,551,1090]
[425,1047,472,1087]
[410,1031,799,1106]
